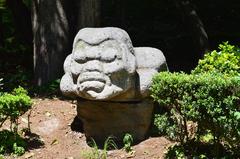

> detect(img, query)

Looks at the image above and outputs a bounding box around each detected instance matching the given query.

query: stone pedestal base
[77,99,153,143]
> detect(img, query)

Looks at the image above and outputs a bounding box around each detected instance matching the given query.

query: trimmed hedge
[150,72,240,154]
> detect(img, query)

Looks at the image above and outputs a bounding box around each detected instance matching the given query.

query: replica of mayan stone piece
[60,27,168,142]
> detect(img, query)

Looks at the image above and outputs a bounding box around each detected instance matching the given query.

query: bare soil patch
[2,98,173,159]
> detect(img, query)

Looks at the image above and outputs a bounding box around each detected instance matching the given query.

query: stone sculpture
[60,27,168,142]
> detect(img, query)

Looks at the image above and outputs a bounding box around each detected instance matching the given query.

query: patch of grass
[123,133,133,153]
[81,137,117,159]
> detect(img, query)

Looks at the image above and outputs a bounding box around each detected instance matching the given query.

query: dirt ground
[2,98,173,159]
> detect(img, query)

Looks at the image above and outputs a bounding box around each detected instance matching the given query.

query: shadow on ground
[24,130,44,150]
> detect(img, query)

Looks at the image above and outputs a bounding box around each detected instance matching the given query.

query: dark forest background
[0,0,240,86]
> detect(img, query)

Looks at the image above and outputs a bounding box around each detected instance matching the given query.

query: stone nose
[83,60,103,72]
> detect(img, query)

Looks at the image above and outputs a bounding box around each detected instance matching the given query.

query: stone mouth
[77,72,111,95]
[79,81,105,93]
[79,77,106,84]
[78,72,106,84]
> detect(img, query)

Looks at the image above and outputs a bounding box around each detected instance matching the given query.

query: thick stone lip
[78,72,107,84]
[79,78,106,85]
[77,72,109,95]
[79,81,105,93]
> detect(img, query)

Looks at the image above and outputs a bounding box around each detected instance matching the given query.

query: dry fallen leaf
[45,111,51,117]
[51,139,59,145]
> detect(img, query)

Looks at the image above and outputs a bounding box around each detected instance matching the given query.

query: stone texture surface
[134,47,168,97]
[60,27,136,101]
[77,99,154,142]
[60,27,168,142]
[60,27,168,101]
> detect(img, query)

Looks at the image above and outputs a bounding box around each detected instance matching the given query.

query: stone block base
[77,99,154,143]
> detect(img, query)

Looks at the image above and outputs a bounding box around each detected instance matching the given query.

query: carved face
[70,39,136,100]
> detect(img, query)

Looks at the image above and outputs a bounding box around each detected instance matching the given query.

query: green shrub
[0,130,26,156]
[153,113,178,140]
[0,87,32,155]
[0,87,32,129]
[150,72,240,155]
[192,42,240,75]
[165,142,233,159]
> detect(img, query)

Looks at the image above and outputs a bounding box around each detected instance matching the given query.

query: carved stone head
[60,27,136,100]
[60,27,168,101]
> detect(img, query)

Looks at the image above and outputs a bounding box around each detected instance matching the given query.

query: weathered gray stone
[60,27,168,101]
[60,27,168,142]
[60,27,137,101]
[134,47,168,97]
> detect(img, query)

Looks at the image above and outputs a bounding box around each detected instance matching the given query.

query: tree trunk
[175,0,209,58]
[77,0,101,30]
[32,0,69,86]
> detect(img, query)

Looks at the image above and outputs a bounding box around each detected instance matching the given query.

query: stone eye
[73,51,87,64]
[101,49,118,62]
[75,57,87,64]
